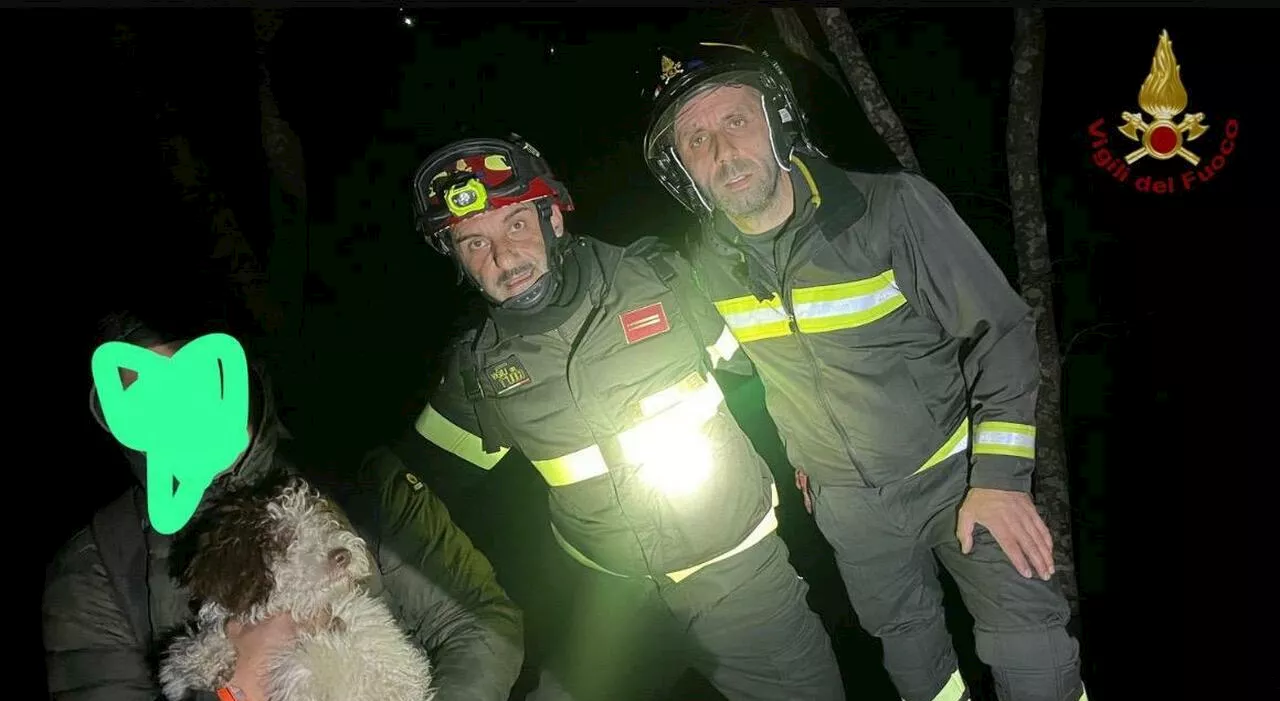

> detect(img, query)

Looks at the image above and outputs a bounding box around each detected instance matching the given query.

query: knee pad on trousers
[975,626,1083,701]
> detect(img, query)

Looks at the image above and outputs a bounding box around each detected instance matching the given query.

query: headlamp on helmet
[412,135,574,256]
[643,42,822,217]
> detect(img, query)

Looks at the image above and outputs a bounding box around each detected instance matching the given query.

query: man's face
[673,84,784,221]
[450,200,564,303]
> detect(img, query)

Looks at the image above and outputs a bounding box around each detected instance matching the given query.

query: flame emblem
[1118,29,1209,165]
[660,55,683,85]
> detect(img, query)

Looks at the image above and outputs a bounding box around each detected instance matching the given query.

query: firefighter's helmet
[643,42,821,216]
[412,135,575,255]
[411,135,577,311]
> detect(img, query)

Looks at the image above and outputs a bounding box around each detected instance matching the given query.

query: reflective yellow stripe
[415,404,508,470]
[1078,686,1088,701]
[914,418,970,475]
[550,493,781,584]
[667,483,780,582]
[636,372,709,418]
[791,271,907,334]
[532,373,727,489]
[706,324,742,369]
[973,421,1036,459]
[531,444,609,487]
[544,373,781,581]
[918,669,967,701]
[633,372,724,428]
[714,271,905,343]
[714,294,792,343]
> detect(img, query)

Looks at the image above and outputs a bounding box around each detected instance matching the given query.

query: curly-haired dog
[159,477,434,701]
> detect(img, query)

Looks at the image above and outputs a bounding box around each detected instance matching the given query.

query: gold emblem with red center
[1117,29,1209,165]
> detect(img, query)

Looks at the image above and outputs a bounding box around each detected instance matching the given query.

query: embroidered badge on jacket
[619,302,671,344]
[487,355,532,395]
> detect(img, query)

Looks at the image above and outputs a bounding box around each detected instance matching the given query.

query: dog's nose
[329,547,351,569]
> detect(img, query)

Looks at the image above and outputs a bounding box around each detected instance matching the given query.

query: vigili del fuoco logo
[1086,29,1239,195]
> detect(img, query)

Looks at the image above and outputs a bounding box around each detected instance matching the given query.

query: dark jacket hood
[89,360,288,521]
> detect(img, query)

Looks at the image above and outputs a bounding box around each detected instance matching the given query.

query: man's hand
[225,614,297,701]
[956,487,1055,580]
[795,469,814,514]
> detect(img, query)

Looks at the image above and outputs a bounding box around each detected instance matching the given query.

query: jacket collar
[702,152,868,258]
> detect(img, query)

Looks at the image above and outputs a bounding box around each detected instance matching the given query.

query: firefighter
[386,134,845,701]
[642,44,1087,701]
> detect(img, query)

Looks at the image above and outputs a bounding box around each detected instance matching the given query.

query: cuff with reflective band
[972,421,1036,459]
[924,669,968,701]
[706,324,741,369]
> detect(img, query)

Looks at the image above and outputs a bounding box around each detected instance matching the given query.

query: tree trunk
[1006,8,1079,616]
[111,21,283,336]
[252,8,309,345]
[813,8,922,172]
[771,8,849,97]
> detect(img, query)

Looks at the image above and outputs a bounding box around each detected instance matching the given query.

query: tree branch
[771,8,850,97]
[814,8,921,172]
[1006,7,1079,616]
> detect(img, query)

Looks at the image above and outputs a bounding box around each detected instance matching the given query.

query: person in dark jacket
[43,309,524,701]
[642,44,1088,701]
[391,134,844,701]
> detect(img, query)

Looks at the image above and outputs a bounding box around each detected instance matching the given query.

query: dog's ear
[180,492,288,617]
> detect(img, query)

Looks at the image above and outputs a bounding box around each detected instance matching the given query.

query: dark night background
[17,6,1264,699]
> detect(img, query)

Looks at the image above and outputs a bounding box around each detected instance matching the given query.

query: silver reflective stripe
[793,282,902,321]
[790,272,908,334]
[973,421,1036,459]
[722,306,789,329]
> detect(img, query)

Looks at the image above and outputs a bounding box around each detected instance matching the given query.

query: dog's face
[264,483,373,621]
[182,477,373,624]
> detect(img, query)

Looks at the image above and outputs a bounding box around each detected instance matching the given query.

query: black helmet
[410,135,577,311]
[643,42,822,217]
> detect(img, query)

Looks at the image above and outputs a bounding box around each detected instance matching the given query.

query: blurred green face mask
[90,333,251,535]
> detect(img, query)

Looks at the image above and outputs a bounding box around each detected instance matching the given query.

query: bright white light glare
[618,374,724,498]
[403,16,415,27]
[626,430,713,497]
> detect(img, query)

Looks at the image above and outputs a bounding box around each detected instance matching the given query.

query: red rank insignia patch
[619,302,670,344]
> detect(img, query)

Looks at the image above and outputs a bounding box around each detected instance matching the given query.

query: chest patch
[486,354,532,395]
[619,302,671,344]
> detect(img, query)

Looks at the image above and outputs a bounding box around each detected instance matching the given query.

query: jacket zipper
[777,272,873,487]
[742,227,873,487]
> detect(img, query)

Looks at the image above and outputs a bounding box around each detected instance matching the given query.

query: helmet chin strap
[499,269,558,311]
